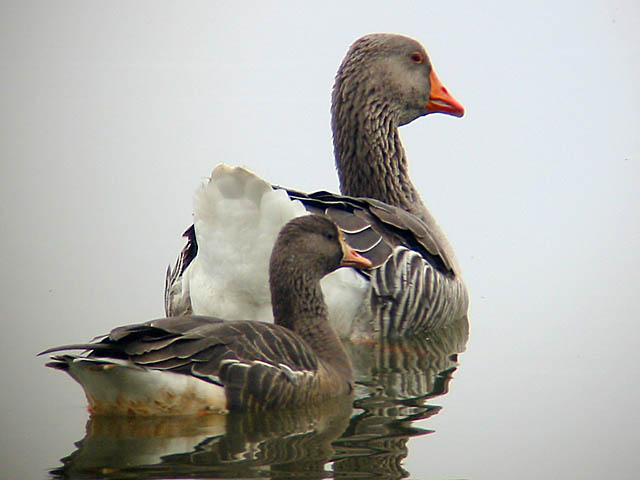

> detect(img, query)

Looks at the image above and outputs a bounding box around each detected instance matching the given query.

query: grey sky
[1,1,639,478]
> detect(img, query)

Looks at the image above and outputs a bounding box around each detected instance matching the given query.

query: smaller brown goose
[40,215,371,415]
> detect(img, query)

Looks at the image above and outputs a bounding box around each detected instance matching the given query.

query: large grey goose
[166,33,468,338]
[41,215,371,414]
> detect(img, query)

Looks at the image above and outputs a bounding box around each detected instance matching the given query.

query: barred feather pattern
[288,190,469,337]
[164,225,196,317]
[368,247,468,337]
[165,172,469,338]
[43,316,352,412]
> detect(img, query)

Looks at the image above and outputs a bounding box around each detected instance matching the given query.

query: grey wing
[164,186,468,335]
[283,188,458,276]
[283,189,469,334]
[201,321,320,410]
[165,226,197,317]
[41,316,321,410]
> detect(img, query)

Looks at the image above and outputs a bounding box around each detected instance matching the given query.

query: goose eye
[410,52,423,64]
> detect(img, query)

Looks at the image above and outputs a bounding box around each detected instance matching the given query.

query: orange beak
[341,244,372,269]
[426,70,465,117]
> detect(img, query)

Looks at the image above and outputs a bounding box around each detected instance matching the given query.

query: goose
[41,215,371,414]
[166,33,469,338]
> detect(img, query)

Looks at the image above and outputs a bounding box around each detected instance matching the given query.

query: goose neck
[332,96,426,218]
[272,275,352,380]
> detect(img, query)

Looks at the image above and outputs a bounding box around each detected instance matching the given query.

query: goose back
[166,165,468,337]
[282,188,469,335]
[44,317,350,413]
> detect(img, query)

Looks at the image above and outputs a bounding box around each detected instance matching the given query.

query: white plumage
[60,356,228,415]
[174,164,370,337]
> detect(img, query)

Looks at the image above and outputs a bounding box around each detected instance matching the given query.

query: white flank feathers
[65,357,228,415]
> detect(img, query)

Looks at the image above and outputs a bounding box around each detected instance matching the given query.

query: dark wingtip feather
[44,360,70,371]
[43,354,79,370]
[38,343,110,356]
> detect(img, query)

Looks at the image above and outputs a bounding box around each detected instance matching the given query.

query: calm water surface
[5,238,640,479]
[39,319,469,479]
[2,2,639,478]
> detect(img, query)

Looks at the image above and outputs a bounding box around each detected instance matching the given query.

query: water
[2,2,639,478]
[9,291,639,479]
[33,319,468,478]
[38,320,468,479]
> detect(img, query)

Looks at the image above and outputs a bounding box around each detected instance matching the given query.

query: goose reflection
[334,316,469,478]
[50,395,353,479]
[50,317,468,479]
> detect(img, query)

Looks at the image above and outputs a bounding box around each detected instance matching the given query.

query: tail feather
[185,165,307,322]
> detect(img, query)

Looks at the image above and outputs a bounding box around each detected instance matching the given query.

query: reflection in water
[335,317,469,478]
[52,395,353,479]
[50,317,468,479]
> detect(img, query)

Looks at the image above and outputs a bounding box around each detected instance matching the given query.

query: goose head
[332,33,464,128]
[270,215,372,286]
[331,33,465,213]
[269,215,371,330]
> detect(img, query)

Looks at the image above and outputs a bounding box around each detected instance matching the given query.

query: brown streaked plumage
[166,33,469,337]
[41,215,371,414]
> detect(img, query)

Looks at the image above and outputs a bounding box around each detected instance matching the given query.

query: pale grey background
[1,1,639,478]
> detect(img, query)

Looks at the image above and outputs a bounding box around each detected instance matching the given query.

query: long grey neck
[332,92,428,222]
[271,269,352,381]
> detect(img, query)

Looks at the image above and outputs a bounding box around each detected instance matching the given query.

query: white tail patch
[188,164,308,322]
[65,357,228,415]
[185,164,372,334]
